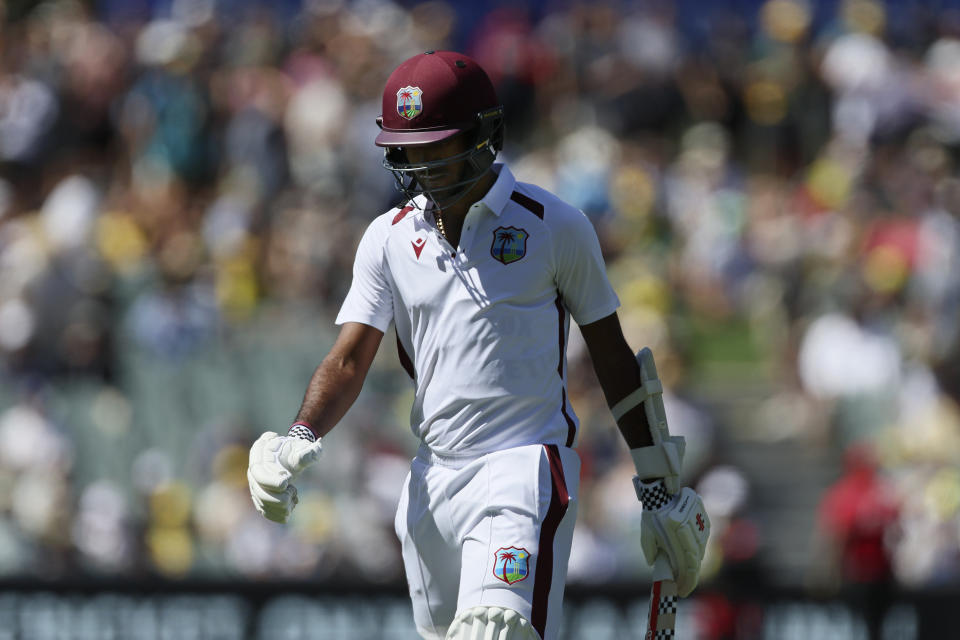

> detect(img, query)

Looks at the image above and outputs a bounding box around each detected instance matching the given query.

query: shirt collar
[477,163,515,217]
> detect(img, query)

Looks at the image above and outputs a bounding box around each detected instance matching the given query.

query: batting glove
[247,428,322,523]
[636,480,710,597]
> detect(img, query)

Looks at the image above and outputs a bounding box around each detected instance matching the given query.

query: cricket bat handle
[646,554,678,638]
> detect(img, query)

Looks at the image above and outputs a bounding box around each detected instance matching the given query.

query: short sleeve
[335,217,394,332]
[552,208,620,325]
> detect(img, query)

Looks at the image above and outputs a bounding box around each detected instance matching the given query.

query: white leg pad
[444,606,541,640]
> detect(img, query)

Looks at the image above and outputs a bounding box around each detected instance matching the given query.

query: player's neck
[435,170,496,247]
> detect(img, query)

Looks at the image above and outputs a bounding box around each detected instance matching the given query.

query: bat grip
[652,553,673,582]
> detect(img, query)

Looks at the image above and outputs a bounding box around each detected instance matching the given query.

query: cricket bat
[637,348,679,638]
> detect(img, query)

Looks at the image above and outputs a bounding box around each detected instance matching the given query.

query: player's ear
[376,116,384,130]
[386,146,408,164]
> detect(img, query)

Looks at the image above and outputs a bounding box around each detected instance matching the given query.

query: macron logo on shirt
[412,237,426,259]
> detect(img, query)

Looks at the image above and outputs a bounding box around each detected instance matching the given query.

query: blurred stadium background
[0,0,958,637]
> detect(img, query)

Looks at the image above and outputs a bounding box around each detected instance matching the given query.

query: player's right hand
[247,431,322,523]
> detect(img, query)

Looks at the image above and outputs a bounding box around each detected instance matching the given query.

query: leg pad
[444,606,541,640]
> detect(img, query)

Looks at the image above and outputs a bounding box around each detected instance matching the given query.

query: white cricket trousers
[394,443,580,640]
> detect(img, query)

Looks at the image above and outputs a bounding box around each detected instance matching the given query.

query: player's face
[403,135,469,192]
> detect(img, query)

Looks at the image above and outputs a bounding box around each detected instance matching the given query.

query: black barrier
[0,579,949,639]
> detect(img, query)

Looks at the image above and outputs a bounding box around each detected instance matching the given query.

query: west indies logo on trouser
[493,547,530,584]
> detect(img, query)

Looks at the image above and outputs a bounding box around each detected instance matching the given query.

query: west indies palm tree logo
[396,86,423,120]
[492,546,530,584]
[490,226,528,264]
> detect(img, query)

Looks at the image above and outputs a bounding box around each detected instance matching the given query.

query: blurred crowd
[0,0,958,601]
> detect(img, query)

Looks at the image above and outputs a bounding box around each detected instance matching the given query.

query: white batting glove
[247,430,322,523]
[635,480,710,597]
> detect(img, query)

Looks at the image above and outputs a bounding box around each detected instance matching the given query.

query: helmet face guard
[381,106,504,211]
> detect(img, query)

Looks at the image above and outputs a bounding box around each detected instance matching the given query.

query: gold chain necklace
[435,211,447,239]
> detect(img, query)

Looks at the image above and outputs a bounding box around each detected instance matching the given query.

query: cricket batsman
[247,51,710,639]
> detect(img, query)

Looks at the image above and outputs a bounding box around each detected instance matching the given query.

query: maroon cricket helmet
[375,50,500,147]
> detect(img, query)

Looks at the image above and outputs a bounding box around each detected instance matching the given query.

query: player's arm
[294,321,384,437]
[247,321,384,523]
[579,312,710,598]
[249,206,394,523]
[577,312,654,452]
[578,312,687,489]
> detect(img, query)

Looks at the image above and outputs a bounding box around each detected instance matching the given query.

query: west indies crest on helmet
[376,51,505,210]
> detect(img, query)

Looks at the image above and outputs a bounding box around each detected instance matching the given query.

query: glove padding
[638,482,710,597]
[247,431,322,523]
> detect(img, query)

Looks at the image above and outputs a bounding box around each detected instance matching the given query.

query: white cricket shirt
[336,164,620,457]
